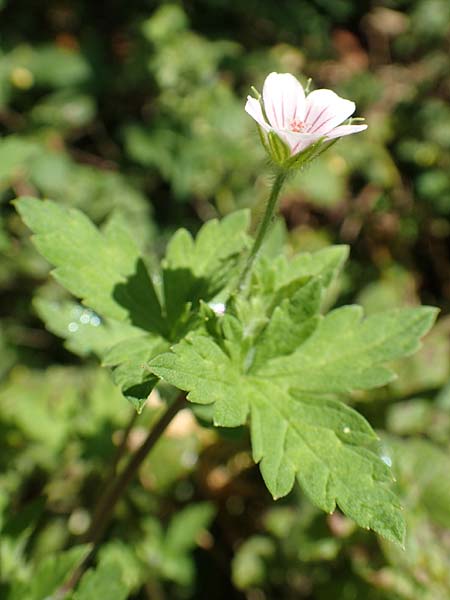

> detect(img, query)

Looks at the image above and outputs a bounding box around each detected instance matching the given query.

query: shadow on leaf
[113,258,166,335]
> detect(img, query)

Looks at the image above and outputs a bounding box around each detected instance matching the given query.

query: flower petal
[245,96,271,131]
[325,123,368,140]
[274,129,324,155]
[263,72,305,130]
[305,89,355,134]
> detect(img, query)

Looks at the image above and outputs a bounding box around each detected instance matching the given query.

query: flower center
[289,119,306,133]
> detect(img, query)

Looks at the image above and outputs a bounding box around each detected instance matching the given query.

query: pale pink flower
[245,72,367,156]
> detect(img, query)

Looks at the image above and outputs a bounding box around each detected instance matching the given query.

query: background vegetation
[1,1,450,598]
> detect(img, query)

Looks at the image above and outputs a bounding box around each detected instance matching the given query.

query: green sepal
[267,131,291,165]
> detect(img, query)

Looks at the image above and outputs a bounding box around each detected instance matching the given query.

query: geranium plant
[14,72,437,590]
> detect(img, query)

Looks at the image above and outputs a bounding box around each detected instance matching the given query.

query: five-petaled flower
[245,72,367,165]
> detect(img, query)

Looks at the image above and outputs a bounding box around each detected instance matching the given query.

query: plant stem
[84,394,186,546]
[109,409,139,476]
[58,395,186,597]
[235,170,287,292]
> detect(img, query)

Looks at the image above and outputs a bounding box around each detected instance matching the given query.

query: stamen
[290,119,306,133]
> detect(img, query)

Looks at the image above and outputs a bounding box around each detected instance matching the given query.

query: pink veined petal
[245,96,271,131]
[274,129,324,155]
[262,72,306,130]
[304,89,355,135]
[325,123,368,140]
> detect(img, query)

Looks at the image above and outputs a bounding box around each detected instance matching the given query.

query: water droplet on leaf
[381,454,392,467]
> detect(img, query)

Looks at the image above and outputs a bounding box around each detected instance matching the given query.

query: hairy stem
[235,170,287,292]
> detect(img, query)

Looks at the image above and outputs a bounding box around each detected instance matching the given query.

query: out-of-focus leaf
[9,545,90,600]
[165,502,215,554]
[160,503,215,586]
[97,541,143,592]
[0,137,40,187]
[390,437,450,528]
[136,503,215,587]
[71,561,128,600]
[289,153,347,207]
[232,536,275,590]
[23,45,91,88]
[31,91,96,129]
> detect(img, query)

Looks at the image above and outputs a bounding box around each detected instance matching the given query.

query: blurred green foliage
[1,0,450,599]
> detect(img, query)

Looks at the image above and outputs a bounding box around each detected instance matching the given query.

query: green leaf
[16,198,174,409]
[164,502,215,554]
[251,277,322,369]
[34,298,138,358]
[162,210,250,335]
[72,561,128,600]
[250,389,403,542]
[159,503,215,586]
[26,45,92,88]
[16,200,254,408]
[102,335,169,412]
[234,246,348,343]
[389,437,450,529]
[31,91,95,129]
[221,246,348,362]
[254,245,349,296]
[0,137,40,185]
[97,541,142,593]
[34,295,165,411]
[135,503,215,588]
[371,434,450,599]
[232,536,275,590]
[15,198,165,335]
[149,302,438,543]
[260,306,439,393]
[26,545,91,600]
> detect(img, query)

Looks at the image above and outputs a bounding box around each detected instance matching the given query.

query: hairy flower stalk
[235,170,287,291]
[236,72,368,290]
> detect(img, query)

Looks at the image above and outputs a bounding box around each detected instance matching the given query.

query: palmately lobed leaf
[259,305,439,393]
[164,209,250,275]
[162,210,250,332]
[13,194,438,544]
[150,300,438,545]
[249,386,405,544]
[253,245,349,298]
[251,277,322,369]
[15,197,165,334]
[15,198,253,410]
[230,245,349,354]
